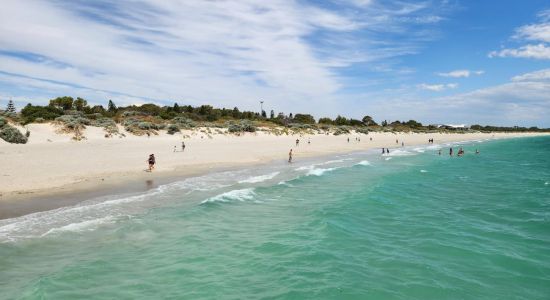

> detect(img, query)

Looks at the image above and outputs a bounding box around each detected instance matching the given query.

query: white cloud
[0,0,450,113]
[514,23,550,42]
[437,69,484,78]
[511,69,550,82]
[489,44,550,60]
[355,73,550,127]
[490,9,550,60]
[418,83,458,91]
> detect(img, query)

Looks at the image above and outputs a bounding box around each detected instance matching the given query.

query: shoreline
[1,130,548,219]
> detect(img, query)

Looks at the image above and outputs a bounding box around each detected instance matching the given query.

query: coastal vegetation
[0,96,548,143]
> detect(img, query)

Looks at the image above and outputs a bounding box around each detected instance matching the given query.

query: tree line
[3,96,549,132]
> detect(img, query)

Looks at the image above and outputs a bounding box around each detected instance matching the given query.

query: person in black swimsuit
[147,154,155,171]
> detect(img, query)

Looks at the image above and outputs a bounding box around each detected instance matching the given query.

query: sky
[0,0,549,127]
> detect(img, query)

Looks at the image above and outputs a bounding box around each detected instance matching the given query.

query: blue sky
[0,0,549,126]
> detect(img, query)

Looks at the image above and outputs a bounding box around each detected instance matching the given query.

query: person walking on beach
[147,154,155,172]
[347,137,350,143]
[173,146,177,152]
[296,139,299,147]
[401,141,404,147]
[288,149,293,163]
[181,141,186,152]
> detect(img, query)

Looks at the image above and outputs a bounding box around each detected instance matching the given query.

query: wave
[426,144,442,150]
[385,157,393,161]
[420,169,428,173]
[201,188,256,204]
[306,167,339,177]
[387,149,415,157]
[413,147,425,153]
[238,172,280,184]
[41,216,117,236]
[355,160,371,166]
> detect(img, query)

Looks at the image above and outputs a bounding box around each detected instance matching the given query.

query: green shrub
[173,117,196,128]
[167,124,180,134]
[355,127,369,134]
[0,117,5,128]
[227,120,256,133]
[138,122,153,130]
[0,125,28,144]
[21,104,63,123]
[333,126,350,136]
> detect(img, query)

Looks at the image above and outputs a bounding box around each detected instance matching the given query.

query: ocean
[1,136,549,299]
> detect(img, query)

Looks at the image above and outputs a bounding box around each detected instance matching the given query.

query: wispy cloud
[511,68,550,82]
[489,44,550,60]
[0,0,449,113]
[418,83,458,91]
[437,69,484,78]
[490,9,550,60]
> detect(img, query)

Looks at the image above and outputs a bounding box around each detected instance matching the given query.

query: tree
[289,113,293,119]
[232,107,241,118]
[362,115,377,126]
[108,100,117,112]
[318,117,333,124]
[270,110,275,119]
[74,97,88,111]
[261,110,267,118]
[334,115,349,126]
[6,99,16,113]
[49,96,74,110]
[138,103,162,115]
[404,119,422,128]
[198,105,213,116]
[173,103,181,113]
[21,103,63,123]
[293,113,315,124]
[381,120,388,127]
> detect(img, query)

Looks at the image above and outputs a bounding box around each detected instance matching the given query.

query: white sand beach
[0,123,546,200]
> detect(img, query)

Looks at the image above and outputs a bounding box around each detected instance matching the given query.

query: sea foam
[201,188,256,204]
[239,172,280,184]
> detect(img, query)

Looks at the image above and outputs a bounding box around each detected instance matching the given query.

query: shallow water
[1,136,549,299]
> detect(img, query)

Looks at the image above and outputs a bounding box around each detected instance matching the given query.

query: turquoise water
[1,136,549,299]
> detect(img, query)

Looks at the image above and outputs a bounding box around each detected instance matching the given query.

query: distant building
[431,124,470,130]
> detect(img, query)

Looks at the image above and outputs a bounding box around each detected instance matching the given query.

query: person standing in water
[382,148,385,154]
[476,149,480,154]
[386,148,390,154]
[438,149,441,155]
[449,148,453,156]
[288,149,293,163]
[147,154,155,172]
